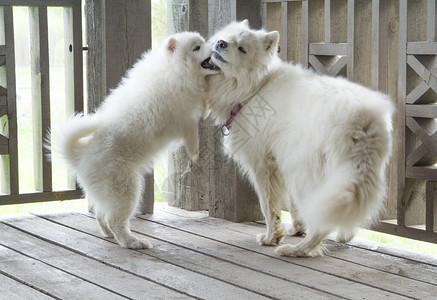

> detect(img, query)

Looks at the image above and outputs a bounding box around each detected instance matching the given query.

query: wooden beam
[397,0,407,227]
[207,0,263,222]
[86,0,153,214]
[0,189,83,205]
[406,104,437,118]
[407,41,437,55]
[309,42,347,55]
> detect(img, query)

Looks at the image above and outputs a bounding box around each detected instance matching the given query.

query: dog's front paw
[275,243,326,257]
[124,238,153,249]
[256,232,283,246]
[189,151,199,162]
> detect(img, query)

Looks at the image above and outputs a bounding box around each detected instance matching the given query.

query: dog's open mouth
[201,57,221,71]
[212,51,227,63]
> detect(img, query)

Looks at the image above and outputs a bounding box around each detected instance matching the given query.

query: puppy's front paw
[256,232,283,246]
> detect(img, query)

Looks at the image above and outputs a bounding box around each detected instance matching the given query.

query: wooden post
[167,0,263,221]
[86,0,153,213]
[167,0,211,211]
[207,0,263,222]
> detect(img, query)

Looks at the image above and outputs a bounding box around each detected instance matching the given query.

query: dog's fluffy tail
[46,113,99,171]
[300,101,394,237]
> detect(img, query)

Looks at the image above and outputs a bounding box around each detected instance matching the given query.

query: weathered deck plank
[0,223,189,299]
[147,205,437,299]
[40,213,336,299]
[1,216,268,300]
[0,205,436,300]
[0,273,52,299]
[0,244,122,300]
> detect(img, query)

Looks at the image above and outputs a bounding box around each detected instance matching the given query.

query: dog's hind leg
[275,229,329,257]
[251,157,286,246]
[336,227,357,243]
[285,200,305,236]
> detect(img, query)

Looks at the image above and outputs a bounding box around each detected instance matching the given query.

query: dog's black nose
[217,40,228,49]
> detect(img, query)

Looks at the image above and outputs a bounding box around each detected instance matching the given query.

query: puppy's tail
[300,101,393,237]
[46,113,99,169]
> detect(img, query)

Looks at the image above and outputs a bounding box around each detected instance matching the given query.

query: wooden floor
[1,204,437,300]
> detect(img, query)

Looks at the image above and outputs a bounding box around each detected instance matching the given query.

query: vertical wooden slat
[280,2,288,61]
[324,0,331,43]
[397,0,407,227]
[351,0,373,86]
[29,6,52,192]
[72,0,83,113]
[302,0,309,67]
[427,0,436,42]
[425,181,436,231]
[347,0,354,80]
[3,6,17,195]
[262,2,267,27]
[63,7,76,189]
[330,0,348,43]
[286,1,303,63]
[371,0,380,90]
[0,6,9,194]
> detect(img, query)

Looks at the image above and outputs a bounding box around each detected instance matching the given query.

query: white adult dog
[50,32,219,249]
[205,21,394,257]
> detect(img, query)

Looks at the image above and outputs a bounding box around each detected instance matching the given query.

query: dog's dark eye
[193,45,201,51]
[238,46,247,53]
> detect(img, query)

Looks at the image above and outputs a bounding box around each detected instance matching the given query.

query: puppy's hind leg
[103,170,152,249]
[95,208,113,238]
[182,121,199,161]
[276,229,329,257]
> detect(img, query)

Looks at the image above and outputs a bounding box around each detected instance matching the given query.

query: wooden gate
[0,0,83,205]
[262,0,437,243]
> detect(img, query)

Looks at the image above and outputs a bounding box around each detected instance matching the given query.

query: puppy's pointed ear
[241,19,249,27]
[167,37,176,52]
[264,31,280,52]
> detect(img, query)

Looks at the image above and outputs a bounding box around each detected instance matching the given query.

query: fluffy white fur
[50,32,217,249]
[207,21,394,257]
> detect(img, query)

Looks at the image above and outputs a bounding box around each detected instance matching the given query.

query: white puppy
[206,21,394,257]
[50,32,218,249]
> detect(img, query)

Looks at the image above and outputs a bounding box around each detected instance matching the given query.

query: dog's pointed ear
[167,37,176,52]
[264,31,280,52]
[241,19,249,27]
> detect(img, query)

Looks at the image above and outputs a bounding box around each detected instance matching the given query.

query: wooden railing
[262,0,437,244]
[1,0,436,245]
[0,0,83,205]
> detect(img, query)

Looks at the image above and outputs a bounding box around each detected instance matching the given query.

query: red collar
[221,103,243,136]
